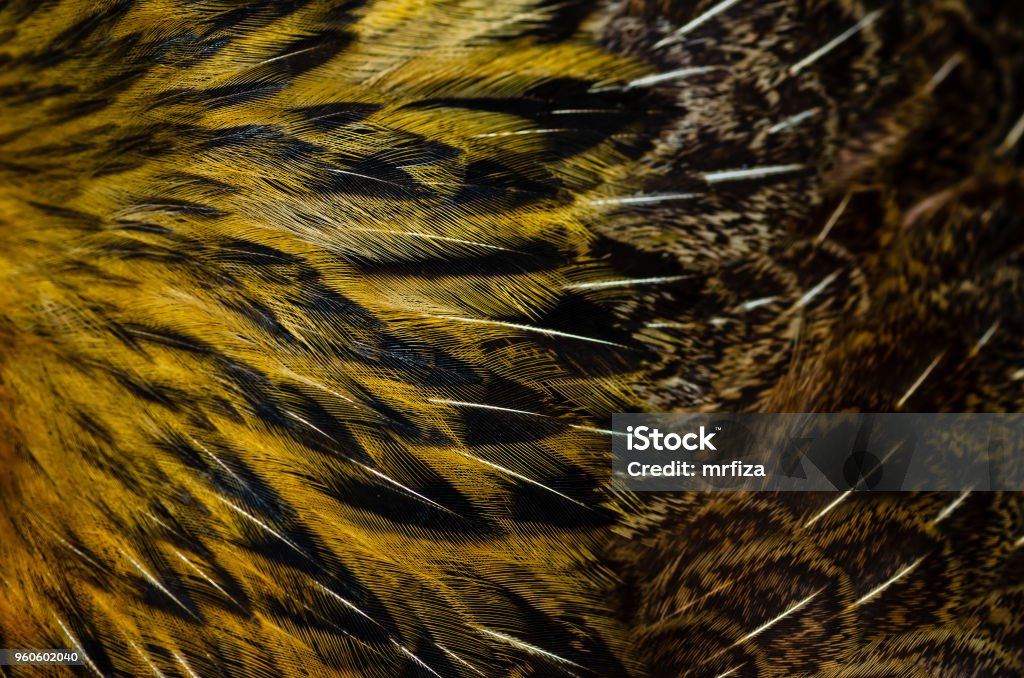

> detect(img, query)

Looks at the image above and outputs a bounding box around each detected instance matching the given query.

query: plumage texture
[0,0,1021,676]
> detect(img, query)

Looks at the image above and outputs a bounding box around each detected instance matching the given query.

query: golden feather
[0,0,1022,676]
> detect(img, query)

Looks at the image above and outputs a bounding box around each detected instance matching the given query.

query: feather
[0,0,1022,676]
